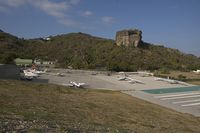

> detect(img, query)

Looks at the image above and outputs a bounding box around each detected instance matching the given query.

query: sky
[0,0,200,56]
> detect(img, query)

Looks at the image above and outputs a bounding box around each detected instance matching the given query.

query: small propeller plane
[62,81,87,88]
[117,76,144,84]
[193,69,200,74]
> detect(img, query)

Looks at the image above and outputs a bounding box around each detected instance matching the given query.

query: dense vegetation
[1,29,200,71]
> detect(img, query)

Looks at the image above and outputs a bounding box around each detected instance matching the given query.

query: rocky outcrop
[115,29,142,47]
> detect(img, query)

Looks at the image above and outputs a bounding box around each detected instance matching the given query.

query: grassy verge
[0,80,200,132]
[154,70,200,85]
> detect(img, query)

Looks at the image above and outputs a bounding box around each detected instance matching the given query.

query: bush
[159,68,170,74]
[177,74,187,81]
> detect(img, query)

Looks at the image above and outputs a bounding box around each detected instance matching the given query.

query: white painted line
[154,92,200,98]
[181,102,200,107]
[161,95,200,100]
[173,99,200,104]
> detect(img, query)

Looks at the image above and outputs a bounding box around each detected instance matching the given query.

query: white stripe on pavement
[181,102,200,107]
[173,99,200,104]
[154,92,200,98]
[161,95,200,100]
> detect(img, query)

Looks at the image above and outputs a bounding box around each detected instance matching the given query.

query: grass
[0,80,200,132]
[155,70,200,85]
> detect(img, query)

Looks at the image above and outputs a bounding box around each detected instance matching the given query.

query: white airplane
[117,76,128,81]
[117,72,129,81]
[56,73,65,77]
[23,70,39,78]
[70,81,86,88]
[62,83,74,87]
[20,72,33,80]
[118,72,125,74]
[117,76,144,84]
[62,81,86,88]
[193,70,200,74]
[30,69,46,74]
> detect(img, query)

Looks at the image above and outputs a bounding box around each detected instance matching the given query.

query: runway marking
[173,99,200,104]
[160,95,200,100]
[154,92,200,98]
[181,102,200,107]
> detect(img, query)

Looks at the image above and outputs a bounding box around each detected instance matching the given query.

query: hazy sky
[0,0,200,56]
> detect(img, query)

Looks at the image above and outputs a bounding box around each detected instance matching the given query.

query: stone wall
[115,29,142,47]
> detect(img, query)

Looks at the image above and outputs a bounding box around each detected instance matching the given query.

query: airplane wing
[62,83,74,87]
[77,83,86,88]
[69,81,87,88]
[126,77,133,81]
[117,77,126,81]
[78,83,86,86]
[128,80,136,84]
[127,77,145,84]
[56,73,65,77]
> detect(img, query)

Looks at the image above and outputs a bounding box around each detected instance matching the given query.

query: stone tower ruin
[115,29,142,47]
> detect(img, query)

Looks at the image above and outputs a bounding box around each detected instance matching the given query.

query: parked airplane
[62,81,86,88]
[62,83,74,87]
[117,76,129,81]
[56,73,65,77]
[29,69,47,74]
[20,72,33,80]
[70,81,86,88]
[23,69,39,78]
[193,70,200,74]
[117,76,144,84]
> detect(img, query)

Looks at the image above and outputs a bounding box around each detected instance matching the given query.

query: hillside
[0,80,200,132]
[0,30,21,64]
[0,30,200,71]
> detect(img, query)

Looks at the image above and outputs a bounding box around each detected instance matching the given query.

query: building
[14,58,33,66]
[0,64,20,79]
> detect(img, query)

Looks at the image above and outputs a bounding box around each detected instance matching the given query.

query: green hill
[0,30,200,71]
[0,30,21,64]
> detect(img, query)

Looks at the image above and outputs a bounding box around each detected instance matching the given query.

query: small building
[14,58,33,66]
[0,64,20,79]
[34,59,55,65]
[15,58,55,68]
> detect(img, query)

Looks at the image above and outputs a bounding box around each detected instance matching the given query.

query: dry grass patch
[156,70,200,85]
[0,80,200,132]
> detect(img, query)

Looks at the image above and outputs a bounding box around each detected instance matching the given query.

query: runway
[33,68,200,116]
[124,88,200,116]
